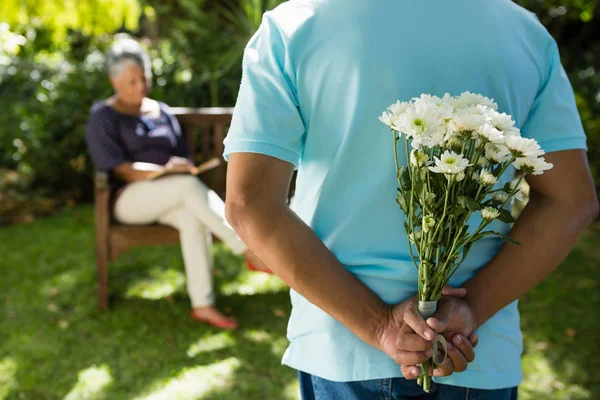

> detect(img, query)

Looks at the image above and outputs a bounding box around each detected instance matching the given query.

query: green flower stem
[392,130,404,195]
[404,138,420,271]
[431,179,452,240]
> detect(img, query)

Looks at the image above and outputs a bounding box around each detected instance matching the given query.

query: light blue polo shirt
[223,0,587,390]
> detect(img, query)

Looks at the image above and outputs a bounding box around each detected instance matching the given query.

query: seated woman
[85,38,269,330]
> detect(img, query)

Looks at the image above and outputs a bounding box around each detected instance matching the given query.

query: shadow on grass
[518,226,600,400]
[2,206,599,400]
[0,206,298,399]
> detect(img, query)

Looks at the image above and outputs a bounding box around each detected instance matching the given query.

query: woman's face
[110,62,151,105]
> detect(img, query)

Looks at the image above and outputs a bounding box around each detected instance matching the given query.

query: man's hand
[425,296,479,377]
[376,287,478,380]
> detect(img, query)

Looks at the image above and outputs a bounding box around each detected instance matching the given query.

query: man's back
[224,0,586,388]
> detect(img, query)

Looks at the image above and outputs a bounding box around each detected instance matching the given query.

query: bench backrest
[170,107,234,198]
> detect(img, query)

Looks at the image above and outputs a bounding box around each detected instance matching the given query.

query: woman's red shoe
[190,309,239,330]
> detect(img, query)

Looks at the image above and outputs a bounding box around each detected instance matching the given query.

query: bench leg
[97,243,109,309]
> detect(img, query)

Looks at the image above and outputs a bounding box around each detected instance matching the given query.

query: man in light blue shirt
[223,0,598,398]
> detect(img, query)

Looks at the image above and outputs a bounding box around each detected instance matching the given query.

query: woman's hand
[166,156,194,172]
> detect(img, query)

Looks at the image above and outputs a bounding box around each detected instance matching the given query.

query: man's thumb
[425,303,453,333]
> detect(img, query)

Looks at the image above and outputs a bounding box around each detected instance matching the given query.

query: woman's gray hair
[106,38,152,79]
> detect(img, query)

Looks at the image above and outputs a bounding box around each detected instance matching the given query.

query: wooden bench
[94,107,234,309]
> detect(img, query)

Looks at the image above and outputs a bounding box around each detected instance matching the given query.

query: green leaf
[457,196,483,211]
[402,167,410,182]
[396,191,408,212]
[397,166,405,181]
[470,230,522,245]
[497,232,522,246]
[414,178,424,199]
[497,209,516,224]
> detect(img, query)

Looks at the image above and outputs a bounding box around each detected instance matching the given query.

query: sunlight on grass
[186,332,236,357]
[221,271,287,296]
[283,379,301,400]
[64,364,112,400]
[41,270,81,297]
[135,357,240,400]
[243,330,288,356]
[244,329,272,343]
[126,267,186,300]
[0,357,18,400]
[521,353,590,400]
[270,337,289,357]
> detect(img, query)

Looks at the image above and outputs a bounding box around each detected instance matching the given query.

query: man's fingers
[401,365,422,380]
[451,334,475,364]
[433,358,454,377]
[468,332,479,348]
[441,286,467,298]
[426,299,456,333]
[396,333,431,352]
[404,305,436,341]
[393,349,433,366]
[434,342,467,377]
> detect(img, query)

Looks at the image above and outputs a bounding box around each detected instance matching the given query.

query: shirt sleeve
[223,13,306,167]
[85,109,127,171]
[520,39,587,153]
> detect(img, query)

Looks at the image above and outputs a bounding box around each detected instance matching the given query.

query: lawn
[0,206,598,399]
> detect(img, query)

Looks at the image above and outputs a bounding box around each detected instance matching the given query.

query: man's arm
[463,149,599,327]
[224,153,397,348]
[226,152,478,377]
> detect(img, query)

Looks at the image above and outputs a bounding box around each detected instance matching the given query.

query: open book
[132,157,222,180]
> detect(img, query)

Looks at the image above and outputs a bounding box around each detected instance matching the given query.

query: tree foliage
[0,0,598,202]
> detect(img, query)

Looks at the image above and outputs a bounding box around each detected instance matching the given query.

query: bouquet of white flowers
[379,92,553,392]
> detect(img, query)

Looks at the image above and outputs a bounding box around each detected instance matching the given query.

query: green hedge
[0,1,598,202]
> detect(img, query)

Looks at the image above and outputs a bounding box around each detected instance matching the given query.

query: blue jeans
[299,371,518,400]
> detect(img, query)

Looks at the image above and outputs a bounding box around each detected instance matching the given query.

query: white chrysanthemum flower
[429,150,471,175]
[410,149,430,167]
[388,100,411,115]
[509,178,524,205]
[492,192,510,203]
[505,136,545,158]
[489,110,516,132]
[472,171,481,181]
[453,91,498,110]
[379,111,394,128]
[476,156,489,167]
[484,143,511,164]
[504,128,521,137]
[449,110,487,135]
[481,207,500,221]
[422,216,436,232]
[396,103,446,149]
[379,101,411,131]
[480,169,498,186]
[513,156,553,175]
[446,134,463,150]
[414,94,442,108]
[446,171,466,182]
[415,93,455,121]
[478,124,504,144]
[413,128,446,149]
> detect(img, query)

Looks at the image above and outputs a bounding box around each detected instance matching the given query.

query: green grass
[0,206,599,399]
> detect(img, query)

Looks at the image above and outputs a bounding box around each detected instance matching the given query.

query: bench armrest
[195,157,222,175]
